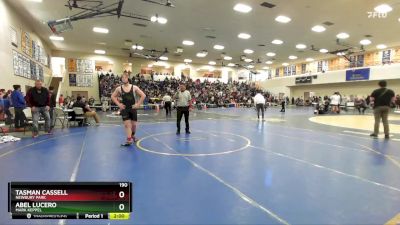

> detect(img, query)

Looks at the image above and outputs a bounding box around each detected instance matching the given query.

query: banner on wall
[68,58,77,72]
[382,50,391,64]
[346,68,370,81]
[69,74,77,86]
[21,31,31,56]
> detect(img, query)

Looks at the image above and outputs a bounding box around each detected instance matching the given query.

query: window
[301,64,306,74]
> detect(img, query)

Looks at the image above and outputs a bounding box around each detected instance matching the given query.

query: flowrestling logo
[367,11,387,18]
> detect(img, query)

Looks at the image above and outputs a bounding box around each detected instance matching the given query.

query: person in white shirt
[330,92,341,113]
[254,92,266,120]
[163,93,172,117]
[174,84,191,134]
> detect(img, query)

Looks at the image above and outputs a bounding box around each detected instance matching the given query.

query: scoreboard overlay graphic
[8,182,132,220]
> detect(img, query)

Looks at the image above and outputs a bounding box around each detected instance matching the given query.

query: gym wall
[261,64,400,97]
[0,0,52,91]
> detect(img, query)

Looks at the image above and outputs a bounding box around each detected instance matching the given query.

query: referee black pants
[256,104,264,119]
[177,106,189,131]
[165,101,172,116]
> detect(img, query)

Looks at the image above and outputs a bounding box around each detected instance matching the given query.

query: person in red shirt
[59,94,64,107]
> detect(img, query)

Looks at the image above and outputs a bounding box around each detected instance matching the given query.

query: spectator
[26,80,51,137]
[330,92,341,114]
[48,87,57,130]
[11,85,26,131]
[370,80,395,139]
[395,94,400,110]
[59,94,64,107]
[72,96,100,125]
[355,97,368,114]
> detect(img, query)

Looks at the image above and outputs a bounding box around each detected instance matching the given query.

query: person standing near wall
[11,85,26,131]
[330,92,340,113]
[370,80,395,139]
[59,94,64,107]
[48,87,57,130]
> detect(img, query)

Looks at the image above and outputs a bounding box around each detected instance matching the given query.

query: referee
[174,84,191,134]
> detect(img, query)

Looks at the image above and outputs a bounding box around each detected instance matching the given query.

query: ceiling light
[49,35,64,41]
[262,66,270,70]
[27,0,42,2]
[244,58,253,62]
[213,45,225,50]
[132,44,144,50]
[296,44,307,49]
[377,44,387,49]
[271,39,283,45]
[94,50,106,54]
[151,15,167,24]
[360,39,372,45]
[209,61,216,65]
[233,3,252,13]
[319,48,329,53]
[228,63,235,67]
[337,52,345,56]
[311,25,326,33]
[266,52,276,57]
[196,52,207,58]
[244,49,254,54]
[306,58,314,62]
[247,65,254,69]
[157,17,168,24]
[374,4,392,13]
[160,56,168,61]
[282,63,289,66]
[336,32,349,39]
[184,59,192,63]
[224,56,233,60]
[275,15,291,23]
[265,61,273,65]
[182,40,194,46]
[238,33,251,39]
[93,27,109,34]
[289,55,298,60]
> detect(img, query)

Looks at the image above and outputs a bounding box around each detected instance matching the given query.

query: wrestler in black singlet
[120,85,137,121]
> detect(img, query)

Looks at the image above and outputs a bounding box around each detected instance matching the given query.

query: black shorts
[121,108,138,121]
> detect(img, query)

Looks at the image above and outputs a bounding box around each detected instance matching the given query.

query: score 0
[117,182,129,212]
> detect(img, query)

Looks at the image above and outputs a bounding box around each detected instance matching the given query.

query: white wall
[261,64,400,97]
[0,0,52,92]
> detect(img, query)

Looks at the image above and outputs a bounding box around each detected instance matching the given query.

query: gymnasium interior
[0,0,400,224]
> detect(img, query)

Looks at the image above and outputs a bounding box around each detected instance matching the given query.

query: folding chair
[72,107,86,126]
[55,107,71,128]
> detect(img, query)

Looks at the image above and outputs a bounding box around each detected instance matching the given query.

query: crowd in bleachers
[97,72,271,107]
